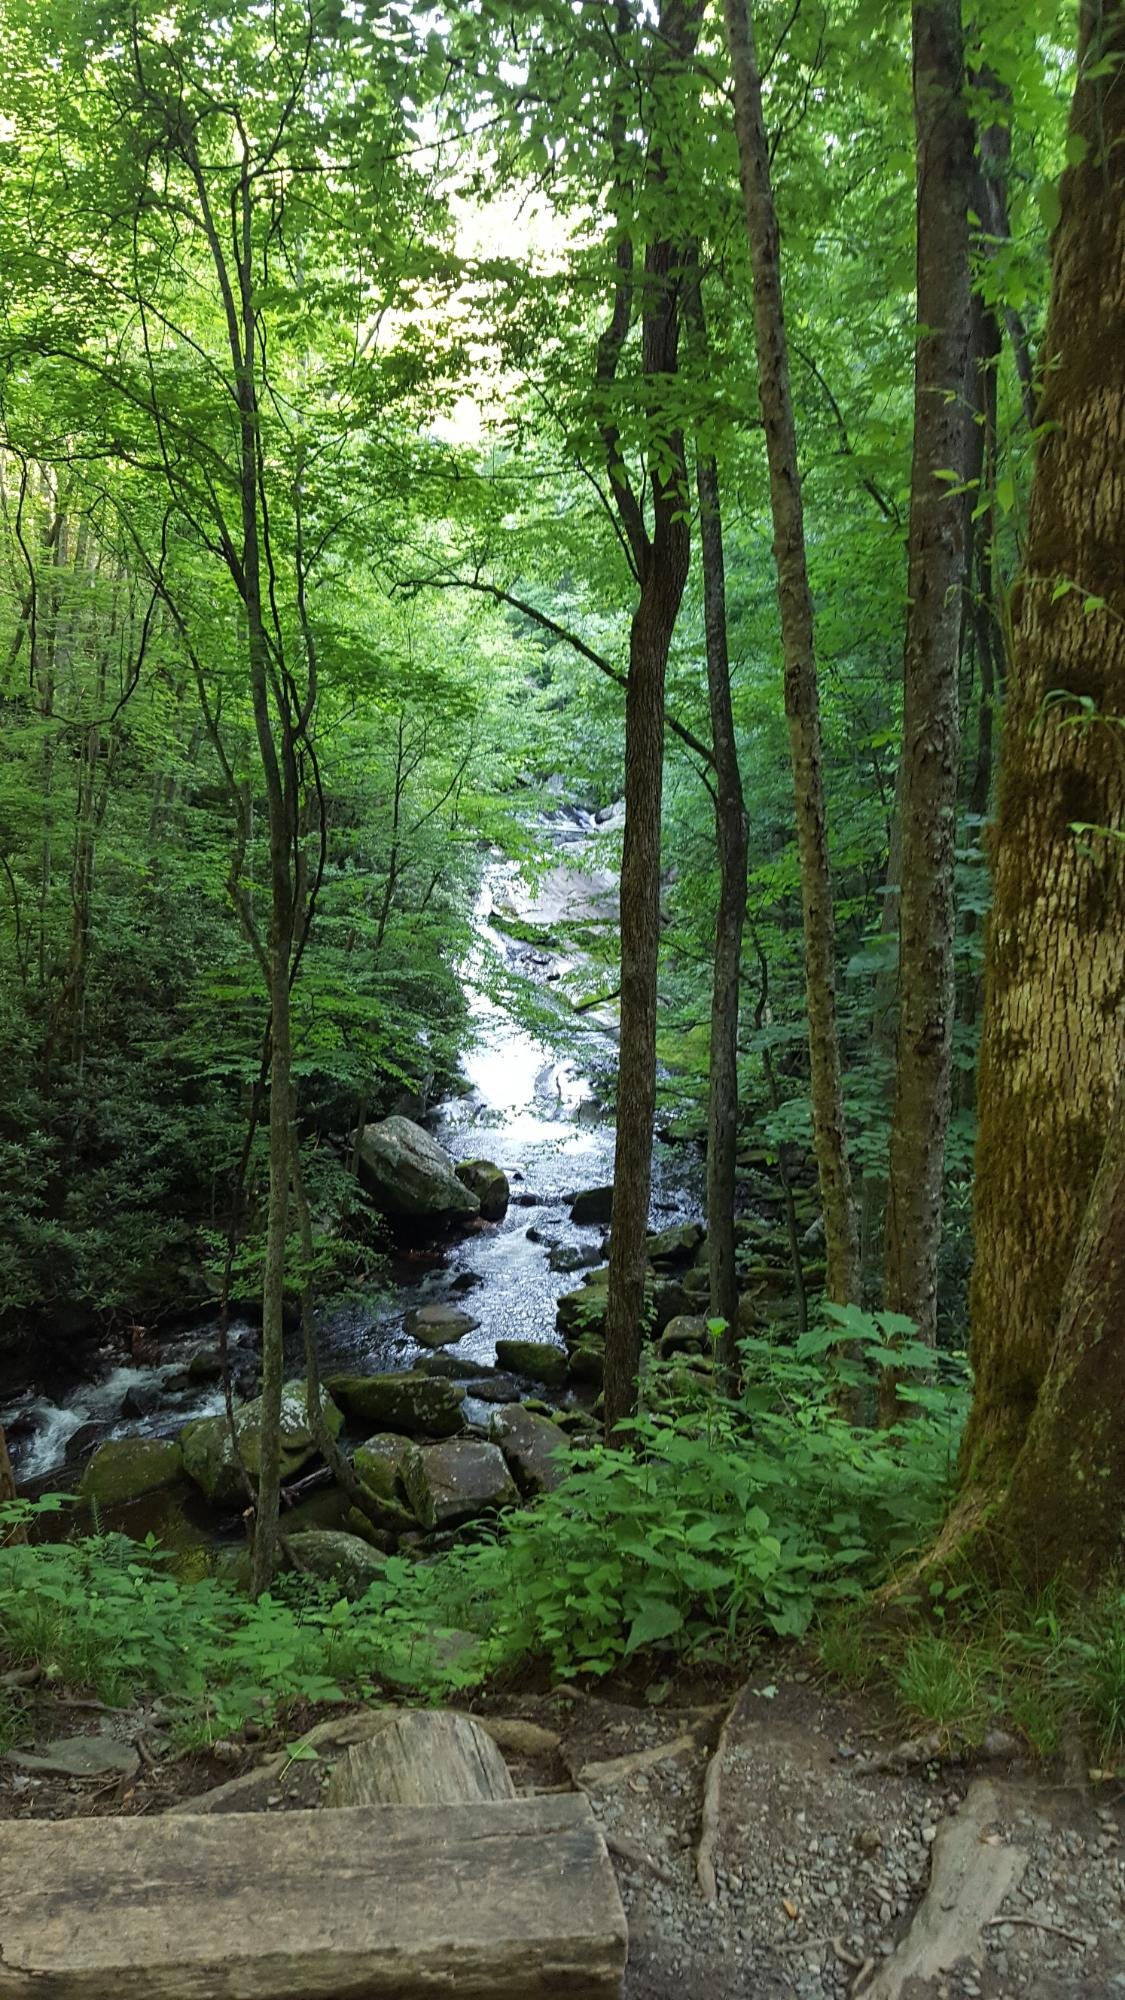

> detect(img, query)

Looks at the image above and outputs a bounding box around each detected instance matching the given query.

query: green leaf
[1037,180,1062,233]
[624,1600,684,1655]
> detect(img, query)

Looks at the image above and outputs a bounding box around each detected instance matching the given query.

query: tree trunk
[955,0,1125,1513]
[600,0,701,1434]
[857,770,903,1300]
[721,0,857,1311]
[997,1082,1125,1584]
[698,448,747,1383]
[250,955,293,1595]
[603,496,690,1431]
[0,1423,27,1545]
[879,0,973,1416]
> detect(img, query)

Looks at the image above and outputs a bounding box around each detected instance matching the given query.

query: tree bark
[0,1423,27,1545]
[684,262,749,1384]
[697,443,747,1385]
[602,374,691,1430]
[721,0,857,1311]
[997,1082,1125,1584]
[880,0,974,1415]
[601,0,701,1435]
[955,0,1125,1511]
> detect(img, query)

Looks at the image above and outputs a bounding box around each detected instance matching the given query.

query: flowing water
[3,805,701,1484]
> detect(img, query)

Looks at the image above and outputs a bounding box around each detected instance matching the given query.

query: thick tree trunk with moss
[998,1084,1125,1583]
[955,0,1125,1535]
[879,0,973,1415]
[722,0,856,1308]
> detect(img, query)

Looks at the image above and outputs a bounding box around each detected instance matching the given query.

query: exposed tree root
[695,1682,752,1901]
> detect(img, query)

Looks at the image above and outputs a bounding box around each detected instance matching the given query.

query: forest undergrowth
[3,1318,1120,1769]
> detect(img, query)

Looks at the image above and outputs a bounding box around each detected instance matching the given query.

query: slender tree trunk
[751,927,808,1336]
[721,0,857,1310]
[952,0,1125,1525]
[879,0,974,1416]
[955,276,1005,1112]
[682,258,750,1383]
[697,446,747,1382]
[600,0,701,1434]
[250,954,293,1595]
[603,488,691,1431]
[0,1423,26,1545]
[971,64,1036,428]
[857,772,903,1299]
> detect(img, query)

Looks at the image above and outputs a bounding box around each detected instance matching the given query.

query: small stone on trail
[7,1735,140,1780]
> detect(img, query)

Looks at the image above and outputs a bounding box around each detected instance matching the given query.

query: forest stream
[1,804,700,1506]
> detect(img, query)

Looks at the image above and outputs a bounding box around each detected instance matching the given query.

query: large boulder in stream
[180,1381,343,1508]
[403,1303,479,1348]
[355,1116,480,1224]
[455,1159,510,1221]
[494,1338,569,1388]
[79,1435,184,1507]
[326,1371,466,1438]
[401,1438,518,1530]
[556,1267,611,1340]
[569,1184,614,1226]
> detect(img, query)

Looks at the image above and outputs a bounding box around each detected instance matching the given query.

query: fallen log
[0,1797,628,1999]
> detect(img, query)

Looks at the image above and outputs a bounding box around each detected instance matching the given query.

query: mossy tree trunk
[600,0,701,1435]
[951,0,1125,1562]
[998,1083,1125,1583]
[722,0,857,1313]
[880,0,973,1413]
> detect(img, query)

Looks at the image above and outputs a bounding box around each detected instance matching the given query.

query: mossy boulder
[403,1303,479,1348]
[489,1405,570,1495]
[569,1184,614,1226]
[346,1494,417,1541]
[455,1159,510,1221]
[493,1338,569,1388]
[180,1381,343,1508]
[567,1339,605,1386]
[353,1433,414,1502]
[659,1313,709,1358]
[646,1221,705,1268]
[355,1115,479,1223]
[401,1438,518,1530]
[326,1372,465,1438]
[556,1270,610,1340]
[681,1266,711,1300]
[285,1530,388,1597]
[79,1435,184,1507]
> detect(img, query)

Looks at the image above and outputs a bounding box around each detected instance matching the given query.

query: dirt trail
[2,1664,1121,1998]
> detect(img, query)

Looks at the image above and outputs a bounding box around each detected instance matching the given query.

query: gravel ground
[3,1663,1122,1998]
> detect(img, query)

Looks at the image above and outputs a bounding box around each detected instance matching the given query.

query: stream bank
[1,803,704,1529]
